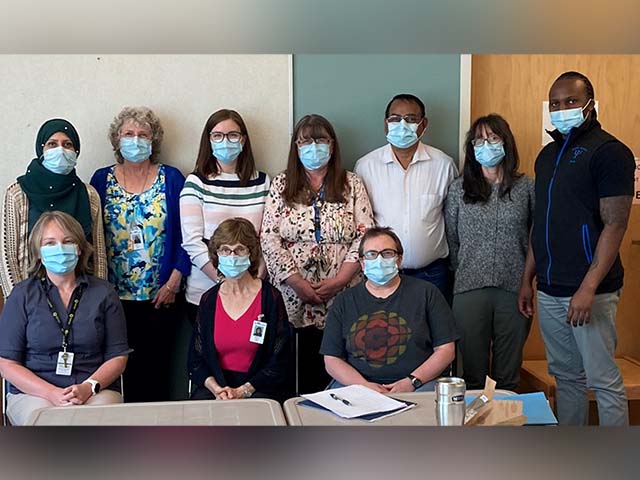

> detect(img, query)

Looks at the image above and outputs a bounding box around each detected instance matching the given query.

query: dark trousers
[401,257,453,305]
[453,287,532,391]
[296,325,331,395]
[121,299,180,402]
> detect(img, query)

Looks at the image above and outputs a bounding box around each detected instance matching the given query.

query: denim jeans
[400,258,452,305]
[537,290,628,426]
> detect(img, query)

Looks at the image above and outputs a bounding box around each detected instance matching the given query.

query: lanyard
[312,185,325,244]
[40,277,85,351]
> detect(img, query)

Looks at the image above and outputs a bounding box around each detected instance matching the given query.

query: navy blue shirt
[0,274,132,394]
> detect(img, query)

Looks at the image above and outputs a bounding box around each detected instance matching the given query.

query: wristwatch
[407,374,423,390]
[83,378,101,396]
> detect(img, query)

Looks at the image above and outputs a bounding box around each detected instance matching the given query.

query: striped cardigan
[0,182,107,297]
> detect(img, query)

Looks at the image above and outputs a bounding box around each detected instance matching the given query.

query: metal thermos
[435,377,466,426]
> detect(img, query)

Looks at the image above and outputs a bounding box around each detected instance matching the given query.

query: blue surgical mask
[549,99,592,135]
[473,142,505,168]
[119,137,152,163]
[298,143,331,171]
[386,120,421,149]
[42,146,77,175]
[218,255,251,279]
[364,256,399,286]
[40,243,79,275]
[211,139,243,164]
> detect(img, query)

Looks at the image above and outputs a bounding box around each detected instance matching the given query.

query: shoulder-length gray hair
[28,211,94,278]
[108,106,164,164]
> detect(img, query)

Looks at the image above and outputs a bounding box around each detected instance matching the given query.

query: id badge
[56,351,74,376]
[129,224,145,251]
[250,319,267,344]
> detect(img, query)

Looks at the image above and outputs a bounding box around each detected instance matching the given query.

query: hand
[517,283,535,318]
[63,383,94,405]
[216,386,244,400]
[46,386,73,407]
[311,277,345,303]
[152,284,176,309]
[567,286,596,327]
[383,378,415,394]
[287,275,323,305]
[361,382,390,394]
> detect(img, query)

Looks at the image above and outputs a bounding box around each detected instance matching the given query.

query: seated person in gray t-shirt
[321,226,459,393]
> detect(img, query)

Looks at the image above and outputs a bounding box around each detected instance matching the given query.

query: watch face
[411,376,422,388]
[94,382,101,394]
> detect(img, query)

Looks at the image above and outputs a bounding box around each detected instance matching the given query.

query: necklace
[122,162,153,195]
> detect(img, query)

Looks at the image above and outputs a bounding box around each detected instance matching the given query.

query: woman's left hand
[152,284,176,309]
[63,383,93,405]
[217,386,245,400]
[311,278,345,302]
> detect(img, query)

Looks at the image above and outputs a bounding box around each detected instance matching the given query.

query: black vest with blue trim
[532,116,625,297]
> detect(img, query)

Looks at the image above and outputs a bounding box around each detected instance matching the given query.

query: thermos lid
[435,377,466,397]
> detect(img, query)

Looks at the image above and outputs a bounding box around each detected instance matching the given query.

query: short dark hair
[384,94,426,119]
[358,226,404,257]
[554,71,595,99]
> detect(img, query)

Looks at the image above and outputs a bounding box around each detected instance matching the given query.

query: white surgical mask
[42,146,77,175]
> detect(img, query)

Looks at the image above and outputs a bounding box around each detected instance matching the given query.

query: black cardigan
[188,279,294,399]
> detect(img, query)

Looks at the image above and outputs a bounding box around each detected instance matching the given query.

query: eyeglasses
[210,131,243,143]
[386,114,423,124]
[471,134,502,147]
[217,245,250,257]
[362,249,398,260]
[295,137,332,147]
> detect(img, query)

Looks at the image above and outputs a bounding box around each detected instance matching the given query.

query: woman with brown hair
[261,114,374,394]
[180,109,270,325]
[444,113,534,391]
[188,218,293,402]
[0,211,130,425]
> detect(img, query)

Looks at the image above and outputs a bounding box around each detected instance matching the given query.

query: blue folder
[465,391,558,425]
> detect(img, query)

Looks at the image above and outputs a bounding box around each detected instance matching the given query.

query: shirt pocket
[420,193,443,224]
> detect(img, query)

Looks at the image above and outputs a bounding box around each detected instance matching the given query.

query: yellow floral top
[103,166,167,300]
[261,171,374,329]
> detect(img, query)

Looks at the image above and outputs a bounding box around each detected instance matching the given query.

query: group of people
[0,70,634,426]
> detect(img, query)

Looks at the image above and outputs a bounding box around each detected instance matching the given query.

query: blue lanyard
[312,186,325,244]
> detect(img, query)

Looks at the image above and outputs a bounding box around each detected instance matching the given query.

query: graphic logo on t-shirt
[348,310,412,368]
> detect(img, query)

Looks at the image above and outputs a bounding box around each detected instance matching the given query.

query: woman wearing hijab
[0,118,107,298]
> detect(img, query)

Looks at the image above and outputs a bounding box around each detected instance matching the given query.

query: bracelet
[241,384,254,398]
[165,284,177,294]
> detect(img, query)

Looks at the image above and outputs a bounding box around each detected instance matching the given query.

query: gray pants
[537,291,628,426]
[453,287,531,391]
[7,389,123,426]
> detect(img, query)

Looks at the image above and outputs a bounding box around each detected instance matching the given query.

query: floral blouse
[103,165,168,301]
[261,171,374,329]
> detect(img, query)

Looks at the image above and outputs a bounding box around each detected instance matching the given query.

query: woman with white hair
[90,106,190,402]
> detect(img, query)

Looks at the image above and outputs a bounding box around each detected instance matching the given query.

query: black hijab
[17,119,92,238]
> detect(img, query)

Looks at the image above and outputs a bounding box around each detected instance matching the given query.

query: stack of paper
[300,385,416,422]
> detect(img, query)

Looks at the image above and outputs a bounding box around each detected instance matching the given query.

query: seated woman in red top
[188,217,294,402]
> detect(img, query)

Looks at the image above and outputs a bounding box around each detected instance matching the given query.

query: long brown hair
[194,109,257,186]
[283,114,348,206]
[462,114,522,204]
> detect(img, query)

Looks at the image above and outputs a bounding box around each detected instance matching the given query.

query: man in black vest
[518,71,634,426]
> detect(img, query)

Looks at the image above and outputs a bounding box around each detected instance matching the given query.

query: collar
[546,112,601,146]
[41,272,90,290]
[383,142,431,166]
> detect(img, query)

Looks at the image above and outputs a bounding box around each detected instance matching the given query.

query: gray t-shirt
[320,275,459,384]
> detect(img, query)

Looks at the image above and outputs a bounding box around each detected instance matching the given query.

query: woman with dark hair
[0,118,107,297]
[188,218,293,402]
[261,114,374,394]
[180,109,270,325]
[444,113,534,391]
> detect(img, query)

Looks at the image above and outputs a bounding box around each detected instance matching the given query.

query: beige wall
[0,54,291,189]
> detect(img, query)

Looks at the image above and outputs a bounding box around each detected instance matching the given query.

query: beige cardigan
[0,182,107,298]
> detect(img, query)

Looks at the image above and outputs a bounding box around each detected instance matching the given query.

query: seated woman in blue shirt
[188,217,294,403]
[0,211,131,425]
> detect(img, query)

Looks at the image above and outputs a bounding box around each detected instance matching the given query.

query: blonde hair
[108,106,164,164]
[28,211,94,277]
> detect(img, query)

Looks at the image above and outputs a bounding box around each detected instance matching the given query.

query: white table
[27,399,287,426]
[283,389,515,426]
